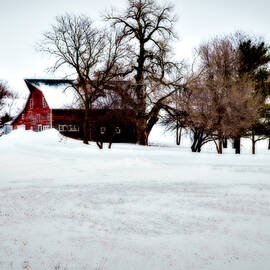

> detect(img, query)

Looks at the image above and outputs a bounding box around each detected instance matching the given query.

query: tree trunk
[96,141,103,149]
[252,132,256,155]
[108,132,116,149]
[218,139,223,154]
[191,131,203,152]
[136,118,148,145]
[176,125,182,146]
[234,137,241,154]
[252,140,256,155]
[196,137,203,152]
[223,139,227,148]
[191,135,198,152]
[143,103,161,146]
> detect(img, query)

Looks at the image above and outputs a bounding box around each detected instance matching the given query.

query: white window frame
[71,125,79,132]
[100,127,106,135]
[58,125,79,132]
[30,99,33,109]
[59,125,65,131]
[115,126,121,134]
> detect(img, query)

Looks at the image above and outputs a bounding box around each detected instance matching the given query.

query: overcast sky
[1,0,270,96]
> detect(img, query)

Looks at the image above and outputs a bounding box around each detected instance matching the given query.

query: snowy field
[0,127,270,270]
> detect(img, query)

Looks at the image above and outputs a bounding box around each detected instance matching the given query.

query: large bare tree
[106,0,183,145]
[39,14,127,144]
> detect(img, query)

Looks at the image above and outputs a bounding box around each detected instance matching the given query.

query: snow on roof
[26,79,80,109]
[25,79,131,110]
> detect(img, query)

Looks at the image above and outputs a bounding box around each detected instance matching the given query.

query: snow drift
[0,128,270,270]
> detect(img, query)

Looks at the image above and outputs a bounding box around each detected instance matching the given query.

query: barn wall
[52,109,137,143]
[13,88,51,131]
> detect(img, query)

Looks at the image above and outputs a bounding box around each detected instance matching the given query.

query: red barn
[12,79,137,142]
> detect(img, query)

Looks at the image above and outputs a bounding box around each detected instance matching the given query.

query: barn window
[71,125,79,132]
[115,127,121,134]
[43,125,50,131]
[37,125,42,132]
[58,125,80,132]
[69,125,76,131]
[30,99,33,108]
[43,97,46,108]
[100,127,106,135]
[22,114,24,120]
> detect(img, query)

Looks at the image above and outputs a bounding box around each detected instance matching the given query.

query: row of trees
[39,0,270,153]
[39,0,184,145]
[163,34,270,154]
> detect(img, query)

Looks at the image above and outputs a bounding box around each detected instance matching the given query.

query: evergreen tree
[239,39,270,98]
[239,38,270,152]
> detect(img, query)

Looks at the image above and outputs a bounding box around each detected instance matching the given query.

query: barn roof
[24,78,132,110]
[25,79,80,109]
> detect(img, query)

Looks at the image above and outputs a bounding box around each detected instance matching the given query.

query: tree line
[162,33,270,154]
[2,0,269,153]
[38,0,184,146]
[38,0,270,153]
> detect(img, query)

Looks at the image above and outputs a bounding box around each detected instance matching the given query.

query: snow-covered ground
[0,127,270,270]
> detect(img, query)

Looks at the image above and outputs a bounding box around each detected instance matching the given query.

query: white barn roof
[26,79,80,109]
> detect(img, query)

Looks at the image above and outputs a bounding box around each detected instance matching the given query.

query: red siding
[13,88,51,131]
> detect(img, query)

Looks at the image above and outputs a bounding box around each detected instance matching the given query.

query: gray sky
[1,0,270,96]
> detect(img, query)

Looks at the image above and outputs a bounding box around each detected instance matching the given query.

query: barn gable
[12,80,52,131]
[12,79,80,131]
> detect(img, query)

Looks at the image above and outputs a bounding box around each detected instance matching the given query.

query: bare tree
[175,76,216,152]
[0,81,13,115]
[106,0,184,145]
[195,35,260,154]
[160,89,186,145]
[39,14,126,144]
[0,81,14,135]
[164,34,261,154]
